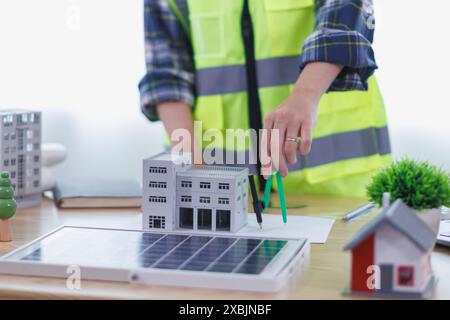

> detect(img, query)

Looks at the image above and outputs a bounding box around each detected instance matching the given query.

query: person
[139,0,391,197]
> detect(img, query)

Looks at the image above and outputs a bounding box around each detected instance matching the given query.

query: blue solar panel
[18,228,288,275]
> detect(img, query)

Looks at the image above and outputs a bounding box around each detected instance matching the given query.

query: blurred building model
[0,110,41,207]
[142,152,248,233]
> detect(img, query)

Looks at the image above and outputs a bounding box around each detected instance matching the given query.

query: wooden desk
[0,196,449,299]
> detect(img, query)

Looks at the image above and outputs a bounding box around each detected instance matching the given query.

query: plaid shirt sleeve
[138,0,194,122]
[299,0,377,91]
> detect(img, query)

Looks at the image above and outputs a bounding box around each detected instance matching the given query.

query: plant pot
[418,208,441,234]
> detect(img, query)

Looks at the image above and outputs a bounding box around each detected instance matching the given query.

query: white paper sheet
[238,213,335,243]
[437,220,450,247]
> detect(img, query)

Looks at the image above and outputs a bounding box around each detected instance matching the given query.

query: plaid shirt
[139,0,377,121]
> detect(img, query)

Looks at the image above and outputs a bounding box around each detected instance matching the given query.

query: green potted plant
[367,158,450,233]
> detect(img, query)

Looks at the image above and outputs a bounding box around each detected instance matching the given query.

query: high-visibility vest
[169,0,392,196]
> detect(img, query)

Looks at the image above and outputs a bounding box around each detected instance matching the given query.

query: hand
[263,89,319,177]
[261,62,344,178]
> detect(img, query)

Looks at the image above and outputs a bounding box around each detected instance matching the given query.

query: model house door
[380,264,393,292]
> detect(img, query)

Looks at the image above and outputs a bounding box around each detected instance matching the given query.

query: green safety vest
[169,0,392,196]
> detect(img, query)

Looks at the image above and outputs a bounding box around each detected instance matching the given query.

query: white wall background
[0,0,448,182]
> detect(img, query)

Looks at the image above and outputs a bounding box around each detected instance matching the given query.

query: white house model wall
[142,152,249,233]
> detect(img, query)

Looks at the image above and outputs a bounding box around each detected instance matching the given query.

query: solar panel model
[0,226,309,292]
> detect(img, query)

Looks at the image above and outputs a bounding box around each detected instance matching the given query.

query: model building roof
[344,199,436,252]
[177,165,248,179]
[147,152,191,162]
[0,109,38,115]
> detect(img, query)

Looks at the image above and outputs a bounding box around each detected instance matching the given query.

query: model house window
[181,195,192,203]
[179,207,194,229]
[199,196,211,204]
[148,215,165,229]
[149,166,167,174]
[216,210,231,231]
[34,155,39,163]
[11,159,16,166]
[33,180,39,188]
[149,196,167,203]
[197,209,212,230]
[199,182,211,189]
[149,181,167,189]
[10,171,15,179]
[218,183,230,190]
[3,133,8,141]
[3,159,9,166]
[397,266,414,286]
[181,180,192,188]
[218,197,230,205]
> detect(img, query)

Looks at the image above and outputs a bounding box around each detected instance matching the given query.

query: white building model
[0,110,42,208]
[142,152,249,233]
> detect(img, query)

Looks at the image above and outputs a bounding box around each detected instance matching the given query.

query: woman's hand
[262,62,343,178]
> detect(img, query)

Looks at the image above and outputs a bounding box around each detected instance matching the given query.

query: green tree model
[0,172,17,242]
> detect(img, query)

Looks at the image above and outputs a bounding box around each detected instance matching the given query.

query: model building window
[218,183,230,190]
[3,133,8,141]
[149,166,167,174]
[179,207,194,229]
[216,210,231,231]
[197,209,212,230]
[34,168,39,175]
[149,196,167,203]
[148,215,165,229]
[10,133,16,140]
[33,180,39,187]
[3,159,8,166]
[149,181,167,189]
[181,180,192,188]
[34,155,39,163]
[398,266,414,286]
[10,159,16,166]
[218,197,230,205]
[10,171,15,178]
[181,195,192,203]
[199,182,211,189]
[199,196,211,204]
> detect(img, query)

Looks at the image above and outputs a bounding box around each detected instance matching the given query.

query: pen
[342,202,375,221]
[249,175,263,229]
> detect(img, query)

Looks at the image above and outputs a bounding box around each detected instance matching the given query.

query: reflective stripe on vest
[203,126,390,174]
[197,56,300,96]
[172,0,392,187]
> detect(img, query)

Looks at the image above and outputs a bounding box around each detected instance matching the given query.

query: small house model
[0,110,41,208]
[344,199,436,298]
[142,152,249,233]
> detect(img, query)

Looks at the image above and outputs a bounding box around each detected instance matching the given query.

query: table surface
[0,196,449,300]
